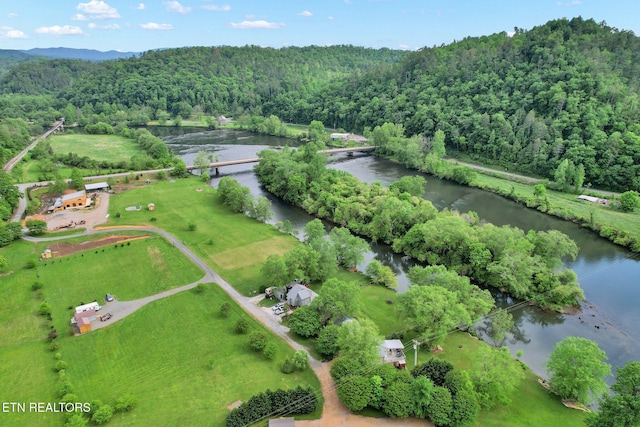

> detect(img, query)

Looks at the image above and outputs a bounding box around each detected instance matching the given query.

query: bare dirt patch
[47,235,150,257]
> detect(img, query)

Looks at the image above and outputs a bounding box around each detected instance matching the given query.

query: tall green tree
[397,285,471,346]
[586,361,640,427]
[336,318,382,367]
[69,168,84,190]
[470,346,524,408]
[546,337,611,404]
[486,308,514,347]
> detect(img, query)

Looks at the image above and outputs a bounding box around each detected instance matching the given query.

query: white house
[286,284,318,307]
[379,339,406,369]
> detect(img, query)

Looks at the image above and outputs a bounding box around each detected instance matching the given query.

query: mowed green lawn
[49,133,143,163]
[472,172,640,243]
[38,234,203,335]
[61,285,322,426]
[106,177,299,295]
[428,333,587,427]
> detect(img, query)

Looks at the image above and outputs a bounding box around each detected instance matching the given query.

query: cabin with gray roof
[286,284,318,307]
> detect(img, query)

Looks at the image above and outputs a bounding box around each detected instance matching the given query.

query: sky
[1,0,639,52]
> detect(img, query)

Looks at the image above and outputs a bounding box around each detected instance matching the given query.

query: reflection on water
[160,128,640,379]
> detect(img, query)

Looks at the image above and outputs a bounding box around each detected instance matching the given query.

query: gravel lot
[45,192,111,232]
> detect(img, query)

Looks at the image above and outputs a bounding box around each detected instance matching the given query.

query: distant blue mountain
[20,47,138,61]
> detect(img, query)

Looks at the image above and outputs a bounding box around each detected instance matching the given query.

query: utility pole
[412,339,420,368]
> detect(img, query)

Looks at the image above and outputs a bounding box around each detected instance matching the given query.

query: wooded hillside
[305,18,640,191]
[2,17,640,190]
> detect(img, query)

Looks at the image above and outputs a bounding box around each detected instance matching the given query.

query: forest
[1,17,640,192]
[254,144,583,310]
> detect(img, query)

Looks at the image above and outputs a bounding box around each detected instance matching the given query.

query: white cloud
[35,25,85,35]
[203,4,231,12]
[398,44,410,50]
[0,26,27,39]
[137,3,145,10]
[140,22,174,30]
[165,1,191,14]
[230,20,285,29]
[71,14,88,21]
[8,13,19,18]
[88,23,119,29]
[328,16,334,20]
[77,0,120,19]
[298,10,312,17]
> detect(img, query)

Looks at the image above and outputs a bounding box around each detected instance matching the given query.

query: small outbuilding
[84,182,110,192]
[577,195,610,206]
[148,203,155,211]
[286,284,318,307]
[268,418,295,427]
[71,309,97,334]
[379,339,406,369]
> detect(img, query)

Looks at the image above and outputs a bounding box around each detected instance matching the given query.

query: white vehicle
[271,302,284,311]
[274,307,284,315]
[75,302,101,313]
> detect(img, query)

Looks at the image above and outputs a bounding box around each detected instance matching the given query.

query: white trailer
[75,302,101,314]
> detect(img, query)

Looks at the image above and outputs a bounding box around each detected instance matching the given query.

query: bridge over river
[3,118,65,173]
[185,145,375,173]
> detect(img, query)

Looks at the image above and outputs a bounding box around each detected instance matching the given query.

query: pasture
[49,133,143,164]
[106,177,299,295]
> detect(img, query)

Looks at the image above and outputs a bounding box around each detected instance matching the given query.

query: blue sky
[1,0,639,52]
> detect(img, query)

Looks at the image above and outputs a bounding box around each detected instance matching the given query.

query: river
[156,127,640,381]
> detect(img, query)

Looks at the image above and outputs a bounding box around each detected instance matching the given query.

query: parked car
[274,307,284,315]
[271,302,284,311]
[105,293,114,302]
[98,313,112,321]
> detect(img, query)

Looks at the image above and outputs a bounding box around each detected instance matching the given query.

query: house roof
[268,418,295,427]
[74,309,97,326]
[287,284,318,302]
[382,339,404,350]
[61,190,86,202]
[85,182,109,191]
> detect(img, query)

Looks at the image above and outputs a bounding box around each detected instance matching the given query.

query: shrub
[55,352,62,360]
[49,343,59,352]
[249,331,267,352]
[281,358,295,374]
[235,319,249,334]
[263,342,277,360]
[226,387,317,427]
[292,350,309,370]
[220,302,231,318]
[25,259,37,269]
[31,281,44,291]
[55,361,68,372]
[59,381,74,398]
[38,302,52,316]
[194,283,206,293]
[188,221,197,231]
[91,404,114,425]
[47,328,58,341]
[114,394,137,412]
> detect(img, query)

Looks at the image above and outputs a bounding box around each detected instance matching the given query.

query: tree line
[255,144,583,310]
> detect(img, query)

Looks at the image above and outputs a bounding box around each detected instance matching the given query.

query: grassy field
[18,159,127,183]
[0,232,321,426]
[61,285,322,426]
[428,333,587,427]
[105,177,299,296]
[464,167,640,246]
[49,134,143,163]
